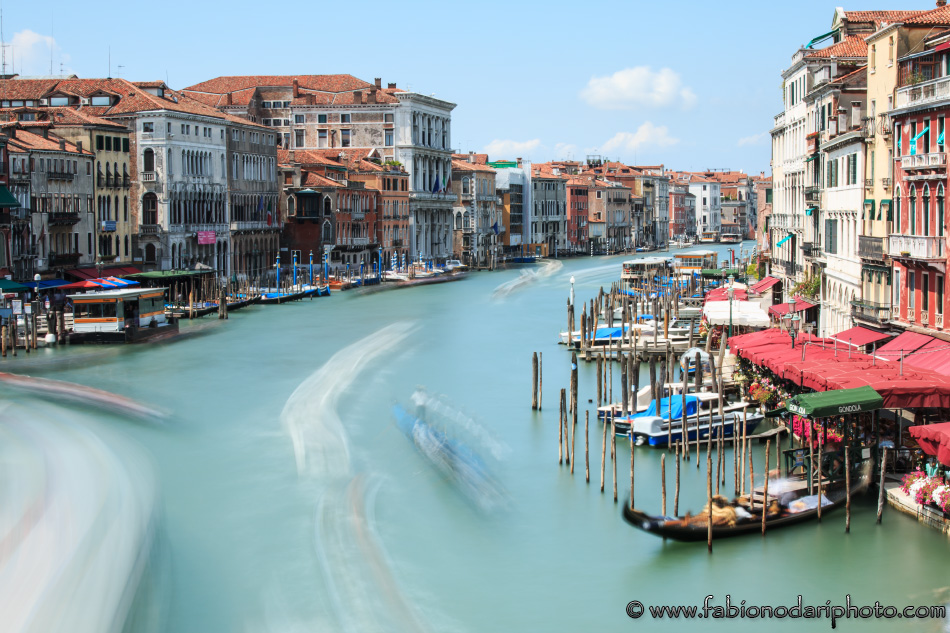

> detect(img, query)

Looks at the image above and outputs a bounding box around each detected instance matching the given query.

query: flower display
[901,471,927,495]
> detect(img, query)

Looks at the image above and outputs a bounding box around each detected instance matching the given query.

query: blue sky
[3,0,929,174]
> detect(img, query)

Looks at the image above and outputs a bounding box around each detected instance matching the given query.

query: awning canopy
[702,300,770,328]
[904,338,950,376]
[705,287,749,302]
[768,298,817,317]
[0,185,20,209]
[66,266,142,281]
[786,386,883,418]
[909,423,950,466]
[831,326,892,348]
[60,276,140,290]
[22,279,71,290]
[875,330,933,362]
[0,279,29,292]
[750,276,781,293]
[126,269,214,280]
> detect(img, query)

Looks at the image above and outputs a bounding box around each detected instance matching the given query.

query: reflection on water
[0,400,162,633]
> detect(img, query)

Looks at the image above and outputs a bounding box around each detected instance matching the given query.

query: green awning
[806,28,839,49]
[0,279,29,292]
[805,207,817,216]
[0,186,20,209]
[785,386,883,418]
[805,154,820,162]
[764,406,786,418]
[701,268,743,277]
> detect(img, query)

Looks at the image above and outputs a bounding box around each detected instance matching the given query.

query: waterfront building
[4,126,95,277]
[342,154,410,268]
[889,27,950,335]
[3,128,32,280]
[753,173,772,260]
[604,181,632,252]
[527,164,567,256]
[184,75,455,262]
[450,154,499,267]
[493,163,526,256]
[669,182,696,240]
[566,176,589,254]
[688,173,721,241]
[809,66,867,336]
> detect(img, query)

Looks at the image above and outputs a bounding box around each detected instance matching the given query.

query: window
[341,113,351,123]
[143,148,155,172]
[295,114,304,124]
[894,268,901,307]
[142,122,154,133]
[105,136,113,152]
[924,272,930,313]
[96,135,104,150]
[318,130,327,148]
[318,114,327,123]
[341,129,351,147]
[895,187,902,233]
[49,96,69,106]
[895,122,902,156]
[385,130,393,146]
[909,270,916,309]
[910,185,917,234]
[122,138,129,152]
[939,184,945,237]
[888,36,894,65]
[295,130,304,147]
[924,185,931,236]
[939,274,945,315]
[385,113,394,123]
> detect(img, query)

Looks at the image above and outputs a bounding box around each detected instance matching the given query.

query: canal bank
[4,242,949,632]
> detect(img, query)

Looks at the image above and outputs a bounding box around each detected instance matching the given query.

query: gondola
[621,464,871,541]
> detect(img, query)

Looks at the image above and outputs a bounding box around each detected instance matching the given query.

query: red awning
[750,276,781,293]
[768,297,817,317]
[705,287,748,303]
[66,266,142,281]
[936,42,950,53]
[909,423,950,467]
[904,339,950,376]
[875,331,933,362]
[831,326,892,348]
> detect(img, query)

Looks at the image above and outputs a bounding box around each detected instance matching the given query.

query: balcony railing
[851,299,891,325]
[802,241,821,258]
[900,152,947,171]
[392,239,403,247]
[878,113,892,136]
[862,116,875,139]
[804,185,820,203]
[858,234,884,259]
[139,224,162,235]
[48,252,81,267]
[882,177,891,190]
[141,172,156,182]
[48,212,81,226]
[896,75,950,109]
[47,171,74,181]
[865,178,874,187]
[887,234,945,260]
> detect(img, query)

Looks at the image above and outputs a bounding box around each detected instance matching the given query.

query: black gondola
[621,464,870,542]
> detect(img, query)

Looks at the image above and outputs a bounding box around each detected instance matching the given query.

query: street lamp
[570,275,575,307]
[783,296,800,348]
[727,273,735,339]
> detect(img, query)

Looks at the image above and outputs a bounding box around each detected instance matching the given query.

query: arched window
[895,186,902,233]
[124,196,128,222]
[938,183,946,238]
[143,193,158,225]
[924,184,931,236]
[910,185,918,234]
[322,220,332,242]
[96,161,103,187]
[462,177,470,195]
[143,148,154,172]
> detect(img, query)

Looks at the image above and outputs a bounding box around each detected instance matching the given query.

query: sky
[0,0,932,174]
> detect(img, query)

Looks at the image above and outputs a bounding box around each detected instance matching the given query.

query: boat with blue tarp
[609,392,763,446]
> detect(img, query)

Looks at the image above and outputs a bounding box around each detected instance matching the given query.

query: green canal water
[5,242,950,632]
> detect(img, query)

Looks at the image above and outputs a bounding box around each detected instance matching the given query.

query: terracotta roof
[6,128,92,154]
[302,171,342,188]
[45,107,128,129]
[805,35,867,59]
[185,75,375,94]
[451,153,489,165]
[843,10,924,25]
[903,6,950,25]
[451,158,495,174]
[277,148,343,168]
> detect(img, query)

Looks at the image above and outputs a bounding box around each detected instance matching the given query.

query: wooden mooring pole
[674,440,681,515]
[532,352,538,410]
[660,453,667,516]
[585,410,590,484]
[762,439,771,536]
[877,449,888,524]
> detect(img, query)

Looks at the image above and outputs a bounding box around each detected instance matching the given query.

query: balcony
[48,212,81,226]
[900,152,947,171]
[802,241,821,259]
[230,220,276,232]
[882,177,891,190]
[47,171,74,181]
[858,234,884,260]
[139,224,162,235]
[878,113,892,136]
[392,239,403,247]
[895,75,950,109]
[862,116,875,139]
[141,172,156,182]
[865,178,874,187]
[804,186,820,204]
[887,234,945,261]
[48,251,81,267]
[851,299,891,325]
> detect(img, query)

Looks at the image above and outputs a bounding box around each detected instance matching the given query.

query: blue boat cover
[592,326,626,339]
[631,395,699,420]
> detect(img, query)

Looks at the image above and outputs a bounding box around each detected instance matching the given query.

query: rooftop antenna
[1,2,6,76]
[117,64,124,78]
[49,11,53,75]
[108,46,111,78]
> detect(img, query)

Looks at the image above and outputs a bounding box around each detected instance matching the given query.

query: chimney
[59,139,66,150]
[293,78,300,99]
[368,88,377,104]
[516,157,522,167]
[388,82,396,90]
[940,0,947,6]
[468,151,475,163]
[374,78,382,89]
[226,92,232,106]
[76,140,82,153]
[288,150,295,163]
[353,91,363,104]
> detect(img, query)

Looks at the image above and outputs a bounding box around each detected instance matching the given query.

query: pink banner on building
[197,231,216,245]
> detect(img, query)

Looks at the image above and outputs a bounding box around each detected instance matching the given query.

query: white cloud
[581,66,696,110]
[482,138,541,158]
[737,132,769,147]
[553,142,579,159]
[11,30,70,76]
[601,123,679,154]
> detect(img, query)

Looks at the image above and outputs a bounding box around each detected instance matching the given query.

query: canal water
[4,242,949,632]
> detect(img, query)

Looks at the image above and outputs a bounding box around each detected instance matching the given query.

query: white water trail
[281,322,415,480]
[490,259,563,300]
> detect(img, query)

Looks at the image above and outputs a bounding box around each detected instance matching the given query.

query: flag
[258,195,264,216]
[431,174,441,194]
[38,223,45,243]
[492,221,499,236]
[266,200,273,226]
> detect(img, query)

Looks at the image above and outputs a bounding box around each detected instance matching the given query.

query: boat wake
[491,259,563,300]
[0,401,161,633]
[281,322,415,479]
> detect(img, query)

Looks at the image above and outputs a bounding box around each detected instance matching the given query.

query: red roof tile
[902,6,950,25]
[805,35,867,59]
